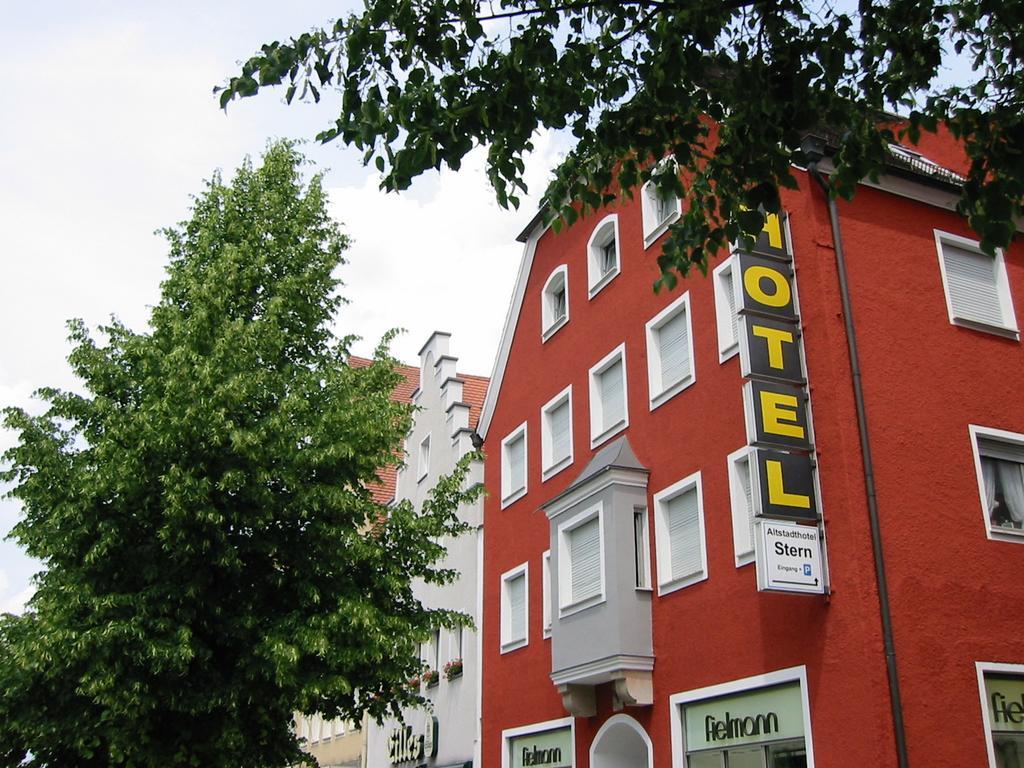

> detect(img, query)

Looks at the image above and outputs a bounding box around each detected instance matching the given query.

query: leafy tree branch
[219,0,1024,277]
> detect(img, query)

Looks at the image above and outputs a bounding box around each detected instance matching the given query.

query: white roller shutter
[667,488,703,581]
[942,242,1005,326]
[568,516,602,604]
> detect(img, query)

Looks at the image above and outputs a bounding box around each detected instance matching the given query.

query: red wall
[481,143,1024,767]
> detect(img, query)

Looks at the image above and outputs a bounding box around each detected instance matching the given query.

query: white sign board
[755,520,824,594]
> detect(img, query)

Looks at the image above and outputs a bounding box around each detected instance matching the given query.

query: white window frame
[653,471,708,595]
[727,446,756,567]
[641,174,681,248]
[500,562,529,653]
[429,627,441,674]
[969,424,1024,543]
[976,661,1024,768]
[645,291,695,410]
[589,343,629,448]
[634,506,652,590]
[542,549,552,638]
[541,385,574,480]
[501,718,576,768]
[934,229,1018,338]
[669,665,816,768]
[417,433,431,481]
[557,503,606,617]
[542,265,570,341]
[587,214,621,297]
[500,422,528,508]
[450,623,464,661]
[713,254,740,361]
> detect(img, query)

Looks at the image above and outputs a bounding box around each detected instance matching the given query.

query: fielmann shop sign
[684,682,805,751]
[736,214,827,595]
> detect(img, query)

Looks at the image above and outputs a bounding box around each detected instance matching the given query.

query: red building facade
[477,132,1024,768]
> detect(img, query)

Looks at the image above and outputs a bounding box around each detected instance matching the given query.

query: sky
[0,3,564,615]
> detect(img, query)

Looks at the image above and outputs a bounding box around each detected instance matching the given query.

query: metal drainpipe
[805,151,910,768]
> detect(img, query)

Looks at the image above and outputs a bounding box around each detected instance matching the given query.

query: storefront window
[983,674,1024,768]
[681,682,808,768]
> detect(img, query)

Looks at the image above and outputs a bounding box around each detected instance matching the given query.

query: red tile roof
[348,356,419,505]
[347,356,489,505]
[460,373,489,430]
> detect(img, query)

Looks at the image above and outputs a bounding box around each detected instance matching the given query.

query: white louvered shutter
[725,268,740,343]
[942,242,1005,326]
[658,309,691,390]
[667,488,702,581]
[737,456,755,556]
[507,435,525,494]
[569,517,602,603]
[508,574,526,641]
[550,400,571,464]
[599,360,625,432]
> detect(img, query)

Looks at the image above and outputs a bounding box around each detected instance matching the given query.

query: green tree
[0,142,477,768]
[218,0,1023,284]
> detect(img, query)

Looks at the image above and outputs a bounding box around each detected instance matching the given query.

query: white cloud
[0,568,32,616]
[1,584,35,616]
[329,132,562,374]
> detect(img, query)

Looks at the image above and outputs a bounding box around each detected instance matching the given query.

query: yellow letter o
[744,266,791,308]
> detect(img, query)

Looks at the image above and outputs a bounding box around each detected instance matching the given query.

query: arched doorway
[590,714,653,768]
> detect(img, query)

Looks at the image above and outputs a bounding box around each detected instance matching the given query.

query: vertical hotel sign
[736,214,827,595]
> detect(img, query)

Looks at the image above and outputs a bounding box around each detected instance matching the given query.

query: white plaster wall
[364,332,484,768]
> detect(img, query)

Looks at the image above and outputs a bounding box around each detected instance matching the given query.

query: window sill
[951,317,1020,341]
[558,593,605,619]
[588,267,619,299]
[718,341,739,364]
[643,211,680,250]
[590,419,627,450]
[501,486,527,509]
[542,315,569,342]
[649,374,695,412]
[542,455,573,482]
[500,637,528,654]
[657,571,708,597]
[987,525,1024,543]
[735,552,755,568]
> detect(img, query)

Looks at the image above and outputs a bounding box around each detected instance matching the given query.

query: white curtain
[982,457,998,517]
[997,460,1024,524]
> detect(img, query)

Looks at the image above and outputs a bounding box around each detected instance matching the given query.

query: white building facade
[363,332,487,768]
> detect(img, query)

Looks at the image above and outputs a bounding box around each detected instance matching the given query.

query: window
[501,563,529,652]
[451,623,463,661]
[418,434,431,481]
[653,472,707,594]
[429,628,441,676]
[728,447,756,566]
[542,265,570,339]
[714,255,741,361]
[541,386,574,479]
[542,550,552,637]
[978,663,1024,768]
[634,506,651,589]
[641,173,680,247]
[589,344,629,447]
[971,425,1024,540]
[501,423,528,507]
[587,214,620,296]
[935,230,1018,337]
[645,292,695,409]
[557,505,605,615]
